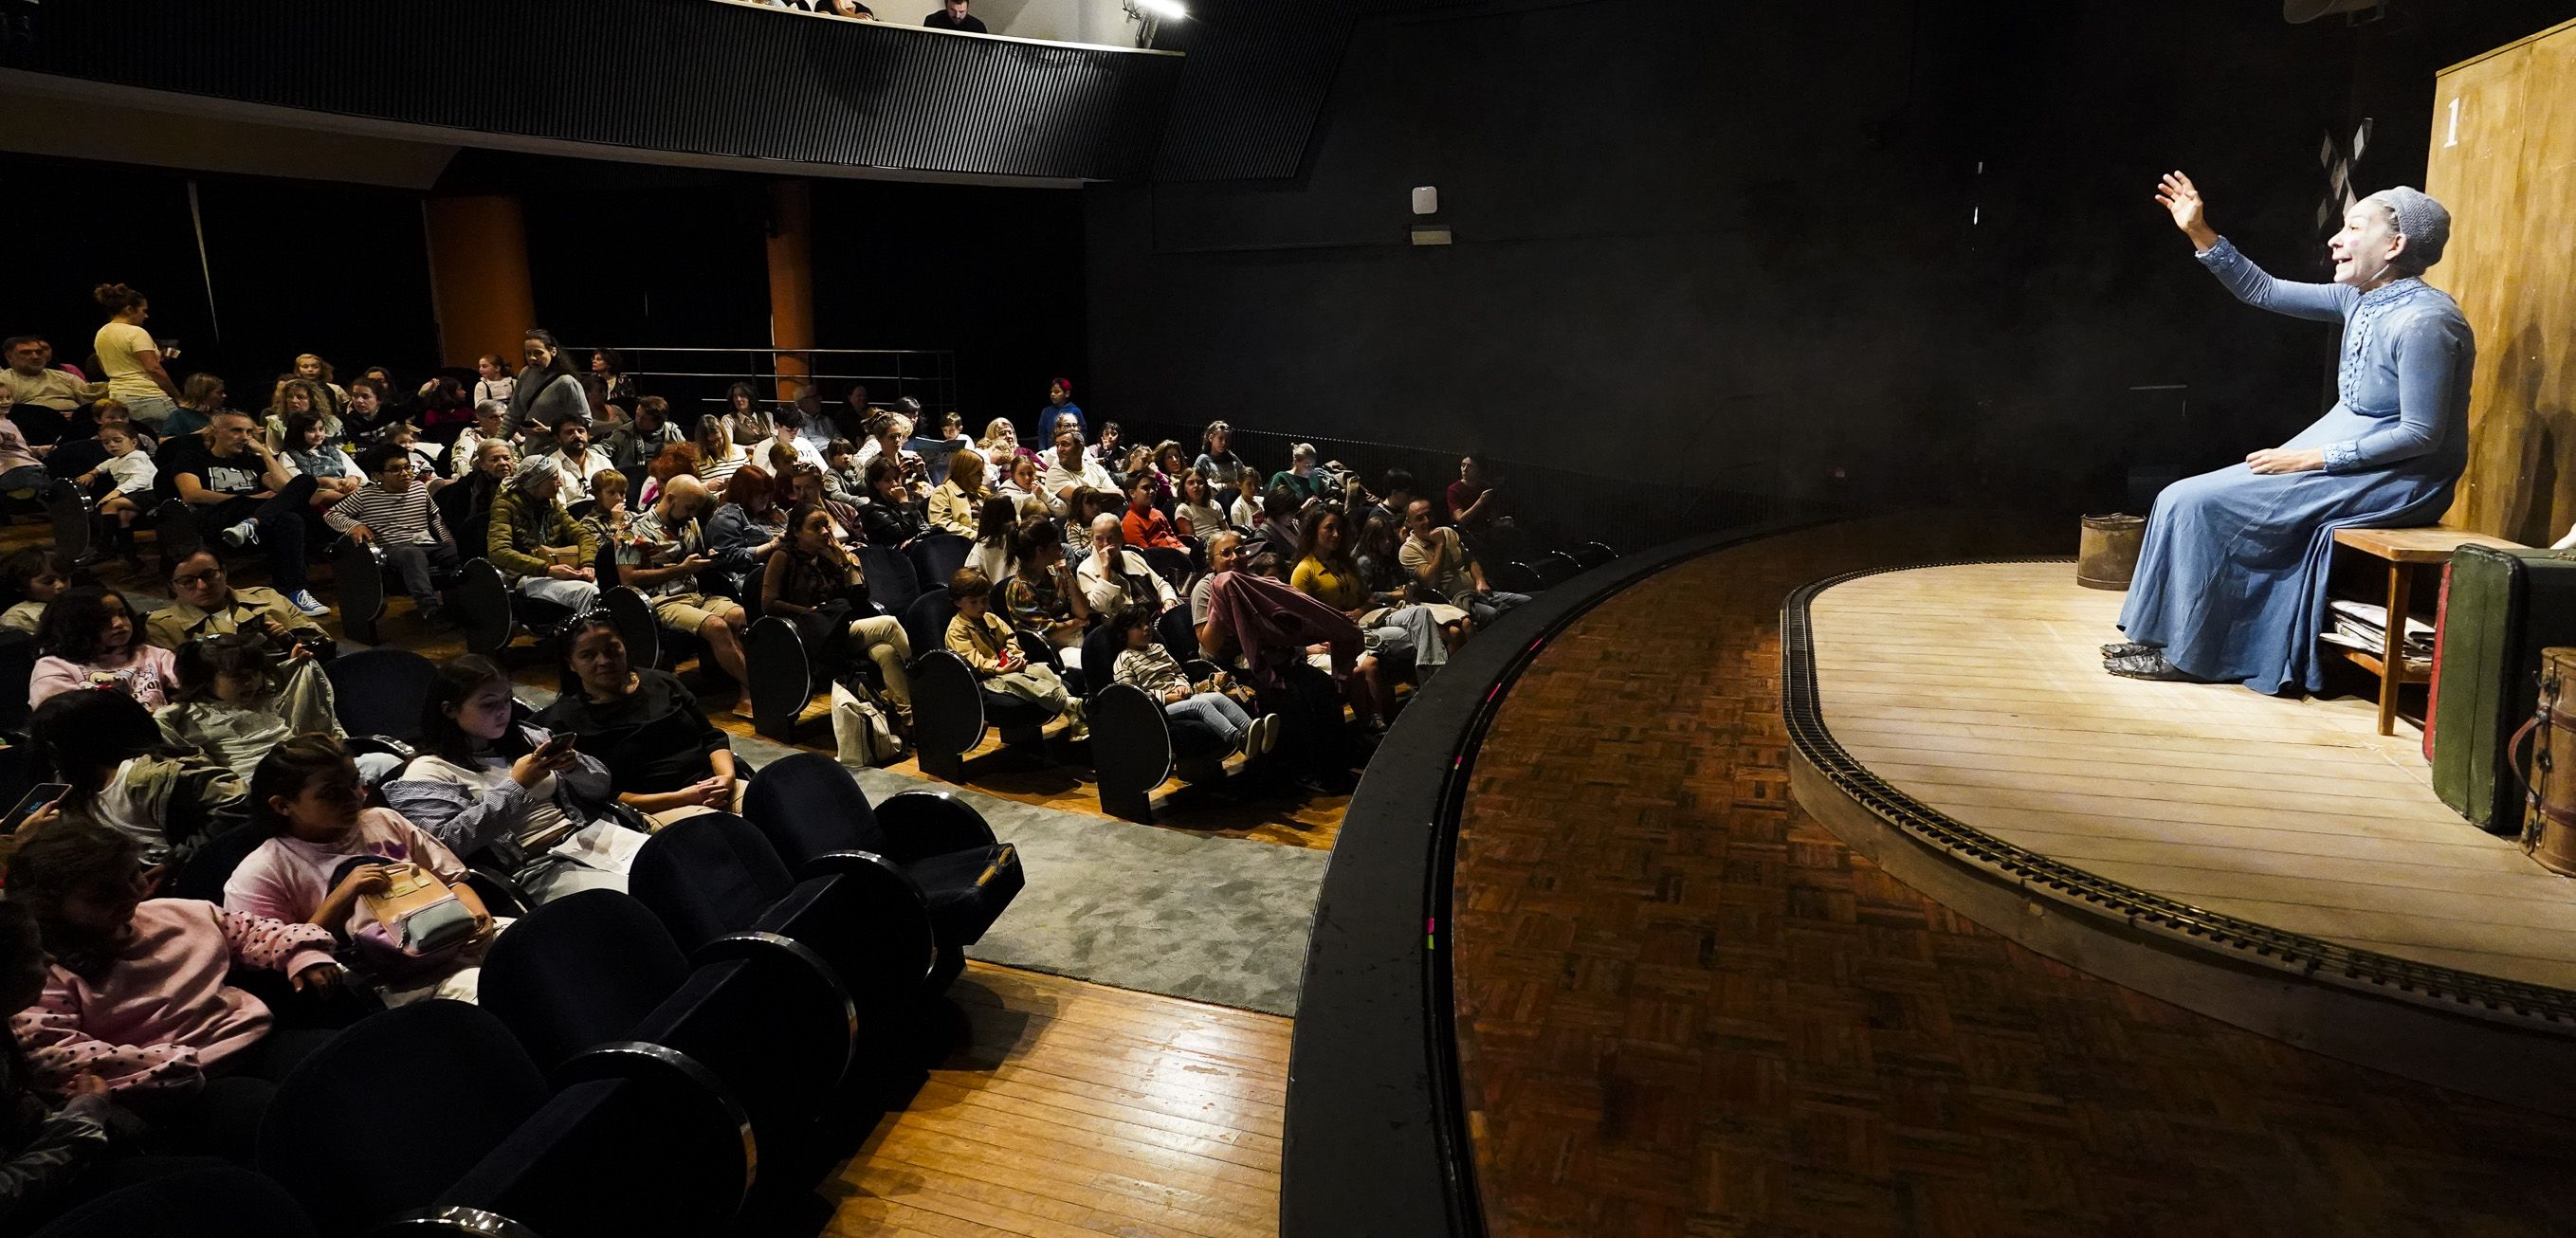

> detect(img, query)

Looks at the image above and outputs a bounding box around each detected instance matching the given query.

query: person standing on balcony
[923,0,987,32]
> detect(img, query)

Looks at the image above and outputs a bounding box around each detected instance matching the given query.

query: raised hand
[2155,171,2219,248]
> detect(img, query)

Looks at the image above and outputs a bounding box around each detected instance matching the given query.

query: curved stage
[1287,517,2576,1238]
[1785,559,2576,1108]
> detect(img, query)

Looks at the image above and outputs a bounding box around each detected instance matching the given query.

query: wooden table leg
[2378,559,2413,736]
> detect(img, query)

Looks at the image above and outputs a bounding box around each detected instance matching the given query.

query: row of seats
[39,736,1020,1237]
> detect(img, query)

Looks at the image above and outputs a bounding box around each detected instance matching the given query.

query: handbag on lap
[331,855,481,972]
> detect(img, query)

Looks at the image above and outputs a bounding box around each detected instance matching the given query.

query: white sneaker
[219,519,260,548]
[286,590,332,618]
[1257,713,1283,755]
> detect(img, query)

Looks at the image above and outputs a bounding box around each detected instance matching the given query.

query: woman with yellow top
[1288,508,1422,735]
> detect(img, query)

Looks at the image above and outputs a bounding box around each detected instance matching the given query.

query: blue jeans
[0,464,50,495]
[1164,690,1250,750]
[1463,590,1529,629]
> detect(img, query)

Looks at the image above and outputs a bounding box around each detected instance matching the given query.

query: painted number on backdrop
[2445,97,2460,148]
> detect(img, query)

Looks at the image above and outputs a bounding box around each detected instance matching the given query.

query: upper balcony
[0,0,1183,184]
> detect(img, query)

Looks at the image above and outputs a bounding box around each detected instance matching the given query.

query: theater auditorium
[0,0,2573,1234]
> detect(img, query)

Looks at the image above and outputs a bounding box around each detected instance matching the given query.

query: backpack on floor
[831,677,906,769]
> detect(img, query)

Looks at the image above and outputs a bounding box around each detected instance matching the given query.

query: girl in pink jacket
[6,820,341,1100]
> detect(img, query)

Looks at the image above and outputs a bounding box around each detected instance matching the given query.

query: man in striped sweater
[326,442,460,626]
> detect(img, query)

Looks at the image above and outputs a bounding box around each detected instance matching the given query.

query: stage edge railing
[1280,513,1826,1238]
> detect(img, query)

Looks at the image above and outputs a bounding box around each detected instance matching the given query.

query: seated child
[224,735,494,1006]
[73,426,155,531]
[8,819,343,1101]
[0,549,67,635]
[944,568,1085,740]
[1106,603,1276,756]
[155,633,343,783]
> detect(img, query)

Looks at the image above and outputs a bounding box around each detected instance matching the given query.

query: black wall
[7,151,1086,433]
[10,159,441,406]
[1085,0,2576,514]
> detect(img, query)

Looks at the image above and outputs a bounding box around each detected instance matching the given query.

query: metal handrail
[571,344,958,420]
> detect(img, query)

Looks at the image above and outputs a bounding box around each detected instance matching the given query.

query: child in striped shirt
[325,442,459,627]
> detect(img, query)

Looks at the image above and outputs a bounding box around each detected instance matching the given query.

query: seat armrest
[464,865,535,919]
[692,930,860,1072]
[554,1042,756,1197]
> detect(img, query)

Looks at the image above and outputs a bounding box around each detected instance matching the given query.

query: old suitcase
[2429,546,2576,834]
[2522,647,2576,876]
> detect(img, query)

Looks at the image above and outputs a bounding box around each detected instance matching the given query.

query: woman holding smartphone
[378,656,647,903]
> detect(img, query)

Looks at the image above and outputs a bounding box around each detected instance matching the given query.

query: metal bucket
[2077,514,2146,591]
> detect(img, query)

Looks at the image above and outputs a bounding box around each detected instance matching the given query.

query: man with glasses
[326,443,460,628]
[146,548,328,654]
[157,410,328,617]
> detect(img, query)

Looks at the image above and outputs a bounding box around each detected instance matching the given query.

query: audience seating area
[0,333,1615,1232]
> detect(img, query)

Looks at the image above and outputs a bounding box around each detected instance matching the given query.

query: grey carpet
[513,685,1325,1016]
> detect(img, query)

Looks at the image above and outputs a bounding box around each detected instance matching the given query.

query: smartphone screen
[2,784,71,833]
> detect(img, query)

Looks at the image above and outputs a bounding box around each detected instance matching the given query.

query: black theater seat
[741,753,1022,989]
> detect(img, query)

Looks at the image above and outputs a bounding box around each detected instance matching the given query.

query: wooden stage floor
[1450,519,2576,1238]
[1807,561,2576,990]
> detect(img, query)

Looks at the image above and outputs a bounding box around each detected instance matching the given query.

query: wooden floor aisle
[823,963,1289,1237]
[1451,519,2576,1238]
[1810,561,2576,988]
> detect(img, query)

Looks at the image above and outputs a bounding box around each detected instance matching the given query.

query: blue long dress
[2117,237,2475,695]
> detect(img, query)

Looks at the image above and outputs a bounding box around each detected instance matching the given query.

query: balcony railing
[0,0,1183,182]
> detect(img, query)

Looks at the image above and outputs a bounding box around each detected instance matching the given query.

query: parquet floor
[1451,518,2576,1238]
[824,964,1290,1238]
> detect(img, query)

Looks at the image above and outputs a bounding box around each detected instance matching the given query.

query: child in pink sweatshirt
[224,734,492,1005]
[6,820,342,1099]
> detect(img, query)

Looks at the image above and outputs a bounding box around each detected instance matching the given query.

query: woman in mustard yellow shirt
[1288,508,1420,734]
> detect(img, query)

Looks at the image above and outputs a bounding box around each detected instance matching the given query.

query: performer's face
[2329,204,2404,287]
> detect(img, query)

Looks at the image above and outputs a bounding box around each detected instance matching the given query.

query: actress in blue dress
[2110,173,2474,694]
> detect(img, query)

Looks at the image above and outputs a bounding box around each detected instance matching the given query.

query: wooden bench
[2329,525,2527,735]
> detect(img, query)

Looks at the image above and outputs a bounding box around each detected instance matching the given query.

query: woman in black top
[532,615,738,816]
[857,456,928,547]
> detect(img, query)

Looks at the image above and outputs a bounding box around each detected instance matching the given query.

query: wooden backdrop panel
[2430,18,2576,547]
